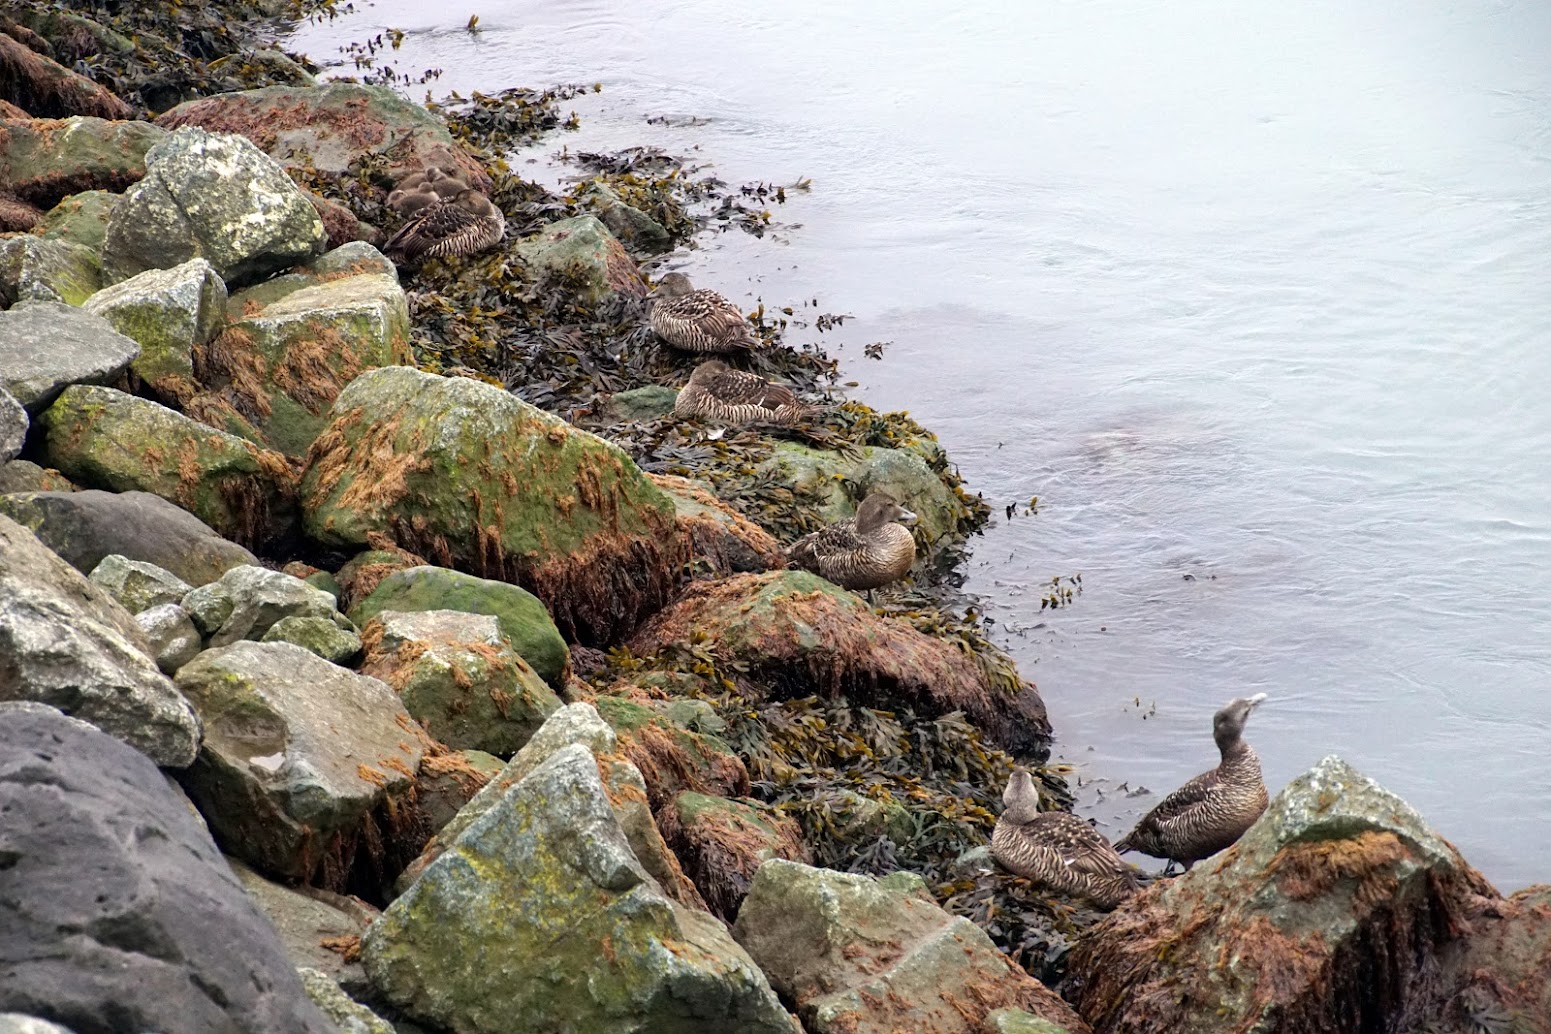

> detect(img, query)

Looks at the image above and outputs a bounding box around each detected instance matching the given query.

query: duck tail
[1112,833,1135,855]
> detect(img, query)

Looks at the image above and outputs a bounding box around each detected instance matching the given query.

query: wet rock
[0,461,75,494]
[0,515,199,767]
[630,571,1051,755]
[657,791,809,922]
[298,969,395,1034]
[0,236,102,306]
[174,641,424,884]
[0,302,138,414]
[303,367,683,646]
[36,189,118,252]
[580,181,672,254]
[603,383,677,422]
[1423,884,1551,1030]
[182,564,351,646]
[348,565,567,686]
[0,702,334,1033]
[1065,755,1503,1034]
[134,602,202,675]
[981,1009,1075,1034]
[592,693,751,808]
[362,743,798,1034]
[733,860,1089,1034]
[86,553,193,613]
[260,614,362,664]
[229,858,371,991]
[38,385,297,548]
[101,127,326,287]
[82,258,227,393]
[0,387,24,462]
[513,214,648,304]
[651,473,785,576]
[359,609,561,757]
[0,489,257,585]
[0,116,164,209]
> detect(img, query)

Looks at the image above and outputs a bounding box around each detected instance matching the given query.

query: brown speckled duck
[785,492,916,591]
[649,273,761,353]
[991,767,1138,910]
[1115,693,1269,872]
[675,360,809,426]
[396,165,458,192]
[383,189,506,263]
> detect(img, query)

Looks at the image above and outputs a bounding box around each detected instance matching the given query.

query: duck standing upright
[1115,693,1269,872]
[785,492,916,591]
[675,360,809,426]
[649,273,761,353]
[992,767,1138,910]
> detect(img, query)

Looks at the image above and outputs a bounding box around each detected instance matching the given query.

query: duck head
[854,492,917,533]
[1213,692,1267,750]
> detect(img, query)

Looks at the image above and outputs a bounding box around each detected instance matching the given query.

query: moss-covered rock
[82,258,227,393]
[579,181,672,255]
[0,303,138,414]
[650,473,785,576]
[37,189,119,252]
[0,117,165,209]
[302,367,684,645]
[603,384,678,423]
[332,546,420,611]
[0,236,102,307]
[259,614,362,665]
[657,791,809,922]
[87,554,193,614]
[513,215,648,304]
[182,564,352,646]
[38,385,297,549]
[592,693,750,809]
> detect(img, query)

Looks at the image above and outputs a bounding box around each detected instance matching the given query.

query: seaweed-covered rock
[228,858,372,990]
[86,554,193,613]
[1065,755,1501,1034]
[414,748,502,834]
[0,703,334,1034]
[630,571,1050,755]
[82,258,227,392]
[0,489,256,585]
[0,515,199,767]
[307,190,384,250]
[734,861,1088,1034]
[174,641,423,885]
[134,602,202,674]
[332,546,420,611]
[38,385,296,548]
[303,368,684,645]
[36,189,118,252]
[0,302,137,414]
[359,609,561,756]
[580,182,672,254]
[298,969,394,1034]
[651,473,785,576]
[101,127,325,286]
[0,387,24,462]
[1423,884,1551,1030]
[592,693,750,808]
[362,743,798,1034]
[260,614,362,664]
[0,116,165,209]
[657,791,809,922]
[181,565,351,646]
[513,215,648,304]
[0,236,101,306]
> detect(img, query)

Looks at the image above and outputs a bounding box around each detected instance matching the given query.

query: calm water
[292,0,1551,889]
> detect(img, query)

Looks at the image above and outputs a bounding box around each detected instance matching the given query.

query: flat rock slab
[0,302,139,414]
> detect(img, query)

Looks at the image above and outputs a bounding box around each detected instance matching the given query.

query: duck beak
[1247,692,1268,708]
[897,507,918,522]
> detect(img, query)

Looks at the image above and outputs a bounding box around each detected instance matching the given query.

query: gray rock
[0,116,163,210]
[0,702,333,1033]
[182,565,350,646]
[0,237,102,307]
[981,1009,1075,1034]
[226,240,398,311]
[37,189,120,252]
[580,182,672,254]
[101,127,326,287]
[230,859,372,990]
[513,215,648,304]
[603,384,678,423]
[134,603,202,675]
[87,553,193,613]
[0,462,75,494]
[298,969,395,1034]
[0,302,139,414]
[0,1015,77,1034]
[83,258,227,390]
[0,515,199,767]
[0,490,257,586]
[260,614,362,664]
[174,641,423,882]
[0,387,25,462]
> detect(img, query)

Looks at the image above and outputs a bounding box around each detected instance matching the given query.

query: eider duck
[1115,693,1269,872]
[649,273,761,353]
[992,767,1138,910]
[386,186,439,216]
[396,165,458,192]
[382,189,506,263]
[785,492,916,591]
[675,360,809,426]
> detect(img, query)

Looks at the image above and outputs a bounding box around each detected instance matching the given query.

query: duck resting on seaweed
[785,492,916,592]
[383,188,506,264]
[1115,693,1269,874]
[992,766,1139,910]
[675,360,809,426]
[649,273,762,353]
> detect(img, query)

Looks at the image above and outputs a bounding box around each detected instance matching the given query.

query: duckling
[1115,693,1269,873]
[785,492,916,591]
[675,360,809,426]
[992,767,1139,910]
[386,186,439,216]
[649,273,761,353]
[382,189,506,264]
[395,165,458,192]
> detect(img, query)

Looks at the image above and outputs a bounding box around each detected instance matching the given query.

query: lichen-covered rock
[733,860,1089,1034]
[0,302,138,414]
[362,743,798,1034]
[0,116,165,209]
[1065,755,1502,1034]
[630,571,1051,755]
[36,189,118,252]
[0,515,199,767]
[101,127,326,286]
[651,473,785,576]
[0,489,257,585]
[359,609,561,757]
[260,614,362,664]
[592,693,751,809]
[87,553,193,613]
[181,565,351,646]
[174,641,424,885]
[82,258,227,392]
[981,1009,1076,1034]
[657,791,809,922]
[0,461,74,494]
[348,565,567,686]
[228,858,372,991]
[0,236,102,306]
[298,969,395,1034]
[513,215,648,304]
[0,386,24,462]
[133,602,202,675]
[304,368,683,645]
[38,385,297,548]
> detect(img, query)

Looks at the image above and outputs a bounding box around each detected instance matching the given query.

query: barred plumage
[649,273,761,353]
[675,360,809,425]
[992,767,1138,910]
[383,189,506,264]
[785,492,917,591]
[1115,693,1269,870]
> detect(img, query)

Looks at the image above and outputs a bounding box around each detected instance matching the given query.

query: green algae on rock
[0,236,103,307]
[38,189,120,252]
[513,214,649,304]
[656,790,810,922]
[259,613,362,665]
[590,693,751,808]
[86,554,193,614]
[82,257,227,393]
[0,116,165,210]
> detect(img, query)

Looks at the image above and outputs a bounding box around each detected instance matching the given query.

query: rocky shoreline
[1,3,1547,1033]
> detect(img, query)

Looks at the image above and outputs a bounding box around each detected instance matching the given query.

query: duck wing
[706,367,799,411]
[1035,813,1133,877]
[1116,768,1218,851]
[383,201,491,262]
[785,517,863,569]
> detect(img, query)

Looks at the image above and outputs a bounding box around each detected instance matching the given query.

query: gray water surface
[292,0,1551,888]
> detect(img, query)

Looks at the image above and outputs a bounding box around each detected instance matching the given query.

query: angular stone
[133,603,202,675]
[592,693,750,809]
[36,189,119,252]
[513,214,647,304]
[0,117,163,208]
[38,385,297,548]
[657,791,809,922]
[83,258,227,392]
[580,181,672,254]
[225,241,398,312]
[414,748,503,834]
[101,127,326,287]
[363,743,798,1034]
[651,473,785,576]
[174,641,423,883]
[0,302,138,414]
[0,704,333,1033]
[298,969,395,1034]
[0,236,102,307]
[0,461,74,494]
[0,387,24,462]
[87,553,193,614]
[260,614,362,664]
[229,858,371,990]
[181,565,350,646]
[981,1009,1076,1034]
[0,515,199,767]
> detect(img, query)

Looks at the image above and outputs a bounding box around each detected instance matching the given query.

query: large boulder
[0,387,24,462]
[101,127,325,287]
[0,116,165,209]
[733,860,1088,1034]
[0,302,138,414]
[180,565,352,648]
[82,258,227,393]
[0,489,257,586]
[0,515,199,767]
[362,743,798,1034]
[86,554,193,614]
[38,385,297,548]
[0,236,102,306]
[302,367,685,645]
[630,571,1051,755]
[650,473,785,576]
[657,791,809,922]
[513,214,648,304]
[36,189,118,252]
[174,641,424,886]
[0,703,334,1033]
[592,693,750,809]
